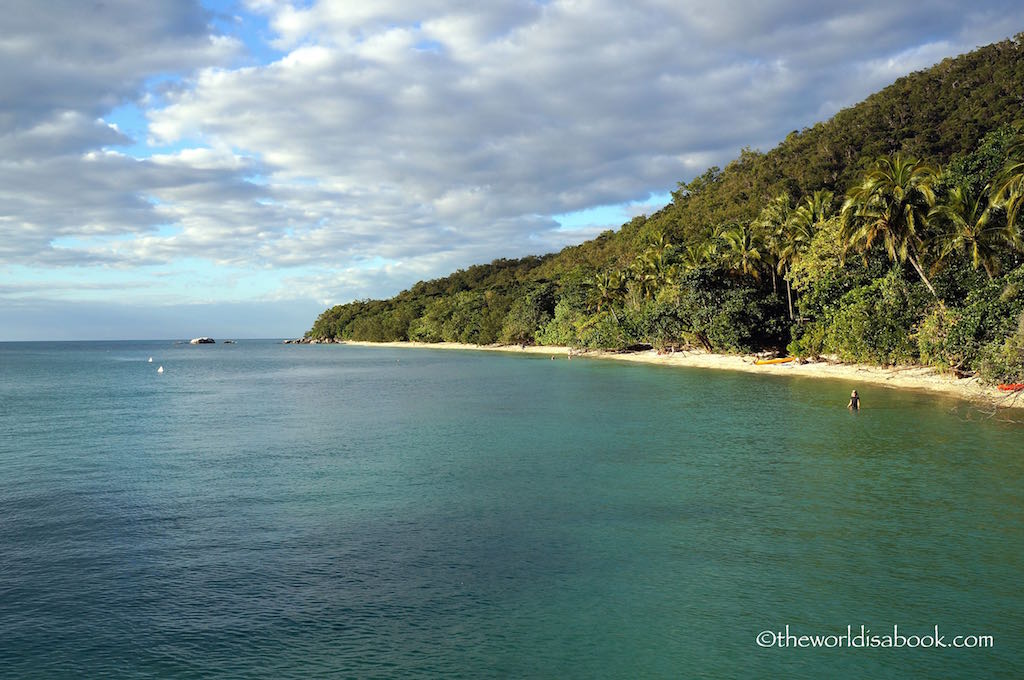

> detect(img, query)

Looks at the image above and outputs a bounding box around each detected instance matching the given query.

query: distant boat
[223,340,236,344]
[157,366,164,374]
[148,357,153,363]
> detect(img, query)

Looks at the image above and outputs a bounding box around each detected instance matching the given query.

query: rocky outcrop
[190,337,215,344]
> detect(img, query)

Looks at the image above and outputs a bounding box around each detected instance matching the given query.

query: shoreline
[329,340,1024,411]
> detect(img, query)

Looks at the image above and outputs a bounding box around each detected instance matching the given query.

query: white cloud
[1,0,1023,325]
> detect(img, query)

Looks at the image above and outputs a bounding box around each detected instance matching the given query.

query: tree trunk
[785,265,794,321]
[907,252,945,308]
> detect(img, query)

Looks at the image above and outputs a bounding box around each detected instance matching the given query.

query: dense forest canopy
[307,34,1024,383]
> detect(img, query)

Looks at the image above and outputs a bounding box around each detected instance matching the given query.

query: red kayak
[997,384,1024,391]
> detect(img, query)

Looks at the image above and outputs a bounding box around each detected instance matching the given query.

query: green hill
[308,34,1024,383]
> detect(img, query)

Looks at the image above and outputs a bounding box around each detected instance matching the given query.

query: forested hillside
[308,34,1024,382]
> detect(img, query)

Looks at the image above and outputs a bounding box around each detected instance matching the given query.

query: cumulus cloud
[2,0,1023,322]
[0,1,237,133]
[0,1,245,264]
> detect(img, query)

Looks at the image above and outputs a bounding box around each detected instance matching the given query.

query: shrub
[978,314,1024,383]
[916,306,960,370]
[499,286,555,345]
[823,268,930,365]
[536,299,586,346]
[668,270,789,352]
[787,322,826,359]
[625,299,688,350]
[577,311,634,349]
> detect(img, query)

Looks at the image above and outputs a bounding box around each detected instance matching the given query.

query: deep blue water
[1,340,1022,678]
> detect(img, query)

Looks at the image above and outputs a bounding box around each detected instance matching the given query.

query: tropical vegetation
[307,35,1024,383]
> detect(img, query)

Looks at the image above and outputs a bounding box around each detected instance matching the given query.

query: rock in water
[189,337,215,344]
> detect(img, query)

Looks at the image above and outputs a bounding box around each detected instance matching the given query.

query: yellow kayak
[754,357,795,365]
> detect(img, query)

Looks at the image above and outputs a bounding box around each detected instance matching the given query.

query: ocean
[1,340,1022,678]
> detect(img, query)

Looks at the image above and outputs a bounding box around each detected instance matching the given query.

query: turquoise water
[1,340,1022,678]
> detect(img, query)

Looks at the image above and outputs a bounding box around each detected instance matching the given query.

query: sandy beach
[333,340,1024,411]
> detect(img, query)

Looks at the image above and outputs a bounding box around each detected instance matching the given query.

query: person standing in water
[848,390,860,410]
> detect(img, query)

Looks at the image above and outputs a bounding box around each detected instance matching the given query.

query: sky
[1,1,1023,340]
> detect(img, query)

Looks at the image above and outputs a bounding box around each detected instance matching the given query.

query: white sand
[336,340,1024,411]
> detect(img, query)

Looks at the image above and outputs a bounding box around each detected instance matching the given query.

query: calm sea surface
[1,340,1022,678]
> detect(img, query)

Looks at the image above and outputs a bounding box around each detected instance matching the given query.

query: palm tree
[803,190,835,226]
[840,154,941,301]
[634,234,676,297]
[770,190,833,319]
[774,194,824,318]
[721,222,764,280]
[679,242,710,272]
[753,193,793,295]
[644,233,674,261]
[629,256,660,302]
[589,270,625,321]
[929,184,1009,279]
[786,191,834,246]
[992,126,1024,232]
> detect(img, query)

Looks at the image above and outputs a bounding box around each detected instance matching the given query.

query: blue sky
[2,0,1023,339]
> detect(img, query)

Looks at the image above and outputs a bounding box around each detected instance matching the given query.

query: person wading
[848,390,861,410]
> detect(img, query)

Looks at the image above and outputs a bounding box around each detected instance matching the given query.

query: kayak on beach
[754,357,796,365]
[997,383,1024,391]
